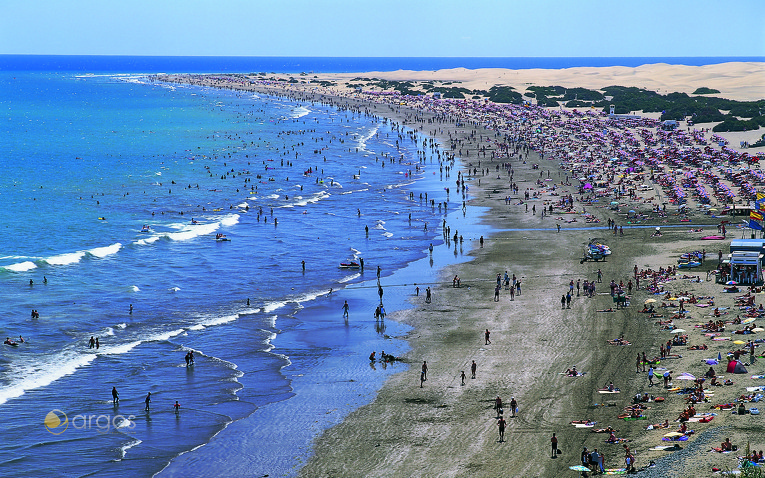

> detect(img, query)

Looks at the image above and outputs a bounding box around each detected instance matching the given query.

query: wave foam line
[0,350,96,406]
[2,261,37,272]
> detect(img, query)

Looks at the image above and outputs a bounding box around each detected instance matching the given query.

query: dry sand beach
[162,63,765,477]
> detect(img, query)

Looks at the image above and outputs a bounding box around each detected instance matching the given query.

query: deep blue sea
[0,56,498,478]
[0,55,754,477]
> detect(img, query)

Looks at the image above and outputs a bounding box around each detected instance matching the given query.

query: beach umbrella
[664,432,684,438]
[753,327,765,332]
[733,340,747,345]
[645,299,657,304]
[726,281,738,285]
[743,317,757,324]
[670,329,687,334]
[611,201,619,205]
[709,208,718,211]
[705,359,719,365]
[629,210,636,213]
[676,373,696,380]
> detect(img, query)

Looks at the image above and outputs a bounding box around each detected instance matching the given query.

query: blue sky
[1,0,763,57]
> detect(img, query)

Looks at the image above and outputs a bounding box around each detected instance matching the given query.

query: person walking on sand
[471,360,477,379]
[509,284,515,301]
[510,397,517,417]
[551,433,558,458]
[485,329,491,345]
[461,370,466,385]
[561,295,566,309]
[342,300,349,318]
[636,353,642,373]
[145,392,152,411]
[421,360,428,380]
[597,269,602,283]
[495,284,501,301]
[497,416,507,442]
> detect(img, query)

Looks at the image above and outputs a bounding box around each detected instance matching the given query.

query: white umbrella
[676,373,696,380]
[670,329,687,334]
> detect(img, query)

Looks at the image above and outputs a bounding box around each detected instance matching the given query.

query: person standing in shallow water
[342,300,349,318]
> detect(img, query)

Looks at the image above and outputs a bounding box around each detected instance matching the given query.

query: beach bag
[557,448,562,455]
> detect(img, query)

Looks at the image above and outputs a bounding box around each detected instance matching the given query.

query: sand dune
[322,62,765,102]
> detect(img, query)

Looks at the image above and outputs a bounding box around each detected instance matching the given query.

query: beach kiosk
[717,240,765,285]
[727,251,763,286]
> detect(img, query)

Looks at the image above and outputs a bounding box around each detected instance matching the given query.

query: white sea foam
[290,190,330,207]
[104,327,115,336]
[3,261,38,272]
[98,340,141,355]
[45,251,86,266]
[169,287,181,292]
[188,325,205,331]
[220,214,239,227]
[382,232,394,238]
[357,125,379,153]
[147,329,185,342]
[117,438,142,460]
[0,350,96,406]
[262,300,288,314]
[89,243,122,258]
[115,323,127,329]
[135,235,160,245]
[131,285,140,292]
[290,106,311,119]
[200,314,238,327]
[166,222,218,241]
[338,273,360,283]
